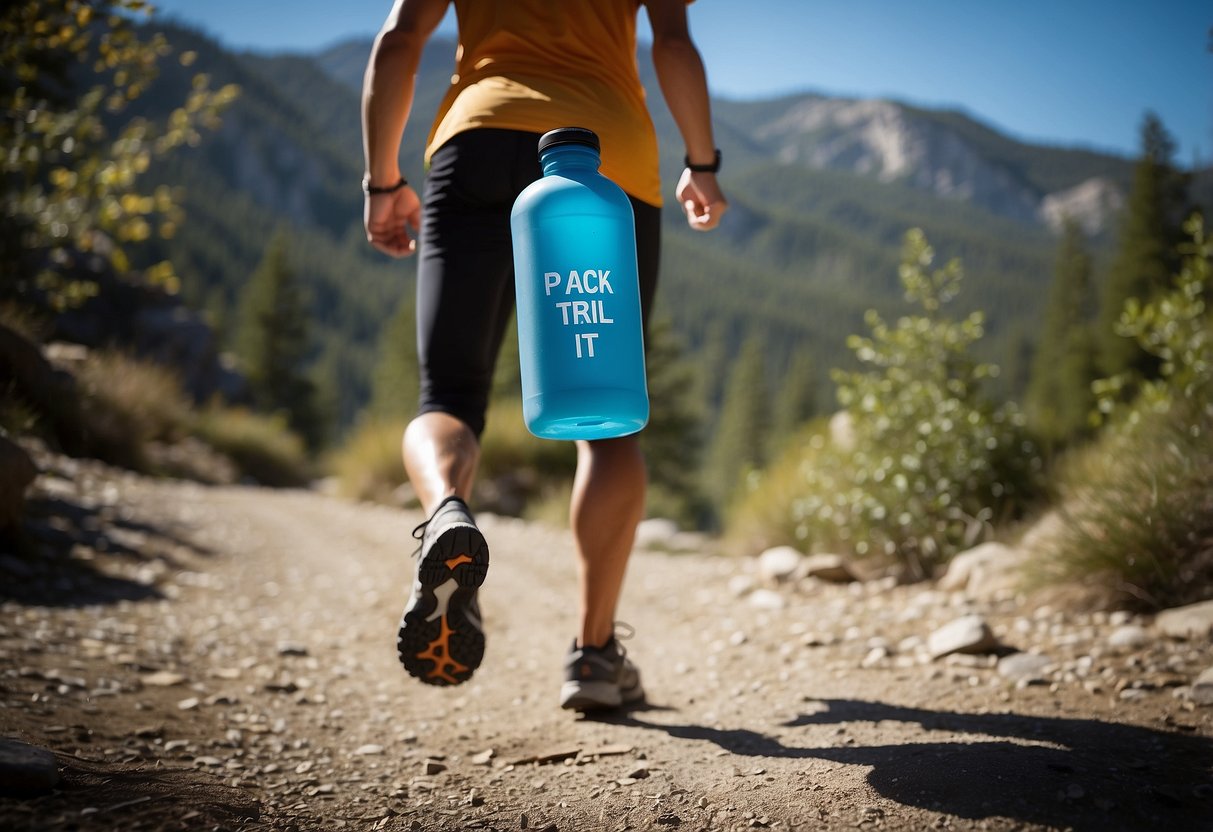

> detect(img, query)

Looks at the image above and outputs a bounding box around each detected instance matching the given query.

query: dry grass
[191,406,312,488]
[328,419,407,503]
[1026,401,1213,609]
[74,351,193,468]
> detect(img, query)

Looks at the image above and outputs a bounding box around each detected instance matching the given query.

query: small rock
[1155,601,1213,640]
[193,756,223,767]
[471,749,495,765]
[1191,667,1213,707]
[142,671,187,687]
[635,518,679,550]
[1108,625,1150,650]
[861,647,889,668]
[656,813,681,826]
[277,642,309,657]
[354,744,384,756]
[176,697,200,711]
[802,553,856,583]
[0,739,58,796]
[747,589,785,610]
[757,546,802,583]
[627,764,651,780]
[997,652,1053,681]
[928,615,1001,659]
[422,759,447,775]
[727,575,756,597]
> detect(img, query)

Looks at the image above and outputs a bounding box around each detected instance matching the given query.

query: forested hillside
[128,26,1186,430]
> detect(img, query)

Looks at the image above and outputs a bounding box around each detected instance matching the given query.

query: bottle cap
[537,127,600,156]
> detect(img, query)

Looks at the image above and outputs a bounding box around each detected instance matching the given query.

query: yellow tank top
[425,0,662,206]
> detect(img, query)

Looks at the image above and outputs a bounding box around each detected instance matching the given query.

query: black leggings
[415,128,661,438]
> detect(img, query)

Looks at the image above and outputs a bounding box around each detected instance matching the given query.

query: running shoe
[559,635,645,711]
[397,496,489,686]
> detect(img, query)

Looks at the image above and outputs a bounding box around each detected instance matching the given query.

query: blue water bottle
[510,127,649,440]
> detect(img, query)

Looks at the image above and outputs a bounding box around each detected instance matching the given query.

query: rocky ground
[1,448,1211,831]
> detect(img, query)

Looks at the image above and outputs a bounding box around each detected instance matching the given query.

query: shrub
[729,231,1042,576]
[74,350,192,467]
[1036,215,1213,607]
[191,405,311,488]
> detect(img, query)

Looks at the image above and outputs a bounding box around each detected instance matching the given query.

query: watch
[362,175,408,195]
[684,149,722,173]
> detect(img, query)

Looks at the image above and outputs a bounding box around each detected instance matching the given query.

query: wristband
[362,175,408,195]
[684,149,722,173]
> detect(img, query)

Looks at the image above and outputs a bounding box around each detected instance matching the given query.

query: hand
[364,185,422,257]
[675,169,727,231]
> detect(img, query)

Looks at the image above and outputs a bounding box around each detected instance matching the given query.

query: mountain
[130,26,1181,429]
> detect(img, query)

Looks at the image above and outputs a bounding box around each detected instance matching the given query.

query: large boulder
[938,541,1026,598]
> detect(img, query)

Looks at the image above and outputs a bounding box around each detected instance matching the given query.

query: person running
[361,0,727,711]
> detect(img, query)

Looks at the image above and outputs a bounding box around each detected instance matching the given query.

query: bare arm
[362,0,449,257]
[643,0,727,231]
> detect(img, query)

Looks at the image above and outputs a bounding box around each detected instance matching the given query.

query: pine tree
[705,334,770,509]
[1097,113,1191,378]
[768,350,818,455]
[640,317,708,525]
[234,231,322,448]
[367,291,419,421]
[1025,218,1100,447]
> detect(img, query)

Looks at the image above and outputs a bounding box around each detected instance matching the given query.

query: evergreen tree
[640,317,708,525]
[234,231,323,448]
[367,291,419,421]
[1025,218,1100,447]
[705,334,770,509]
[1097,113,1191,378]
[768,350,818,455]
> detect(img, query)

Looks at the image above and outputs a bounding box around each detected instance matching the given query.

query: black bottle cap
[537,127,600,156]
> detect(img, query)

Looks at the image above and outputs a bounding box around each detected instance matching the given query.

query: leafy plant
[1037,215,1213,607]
[732,230,1042,576]
[1,0,238,307]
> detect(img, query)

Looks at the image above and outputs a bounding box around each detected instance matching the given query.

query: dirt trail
[1,456,1211,831]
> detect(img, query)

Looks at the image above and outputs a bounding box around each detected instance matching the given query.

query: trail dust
[1,452,1211,831]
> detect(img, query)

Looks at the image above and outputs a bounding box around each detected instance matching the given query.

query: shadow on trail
[592,698,1213,832]
[0,494,214,607]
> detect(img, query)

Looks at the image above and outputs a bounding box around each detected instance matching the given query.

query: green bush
[1036,215,1213,607]
[729,230,1042,576]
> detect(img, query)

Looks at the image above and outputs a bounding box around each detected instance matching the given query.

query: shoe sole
[559,680,645,712]
[397,522,489,686]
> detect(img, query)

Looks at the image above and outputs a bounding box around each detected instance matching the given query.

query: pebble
[747,589,786,610]
[1191,667,1213,706]
[176,697,200,710]
[757,546,803,583]
[1107,625,1150,650]
[802,553,856,583]
[142,670,187,687]
[928,615,1001,659]
[997,652,1052,681]
[353,744,384,756]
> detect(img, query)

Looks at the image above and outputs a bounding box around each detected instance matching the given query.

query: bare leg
[403,412,480,515]
[570,435,646,648]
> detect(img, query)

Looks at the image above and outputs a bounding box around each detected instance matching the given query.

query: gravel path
[2,453,1211,831]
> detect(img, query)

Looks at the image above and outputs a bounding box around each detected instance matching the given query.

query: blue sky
[152,0,1211,161]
